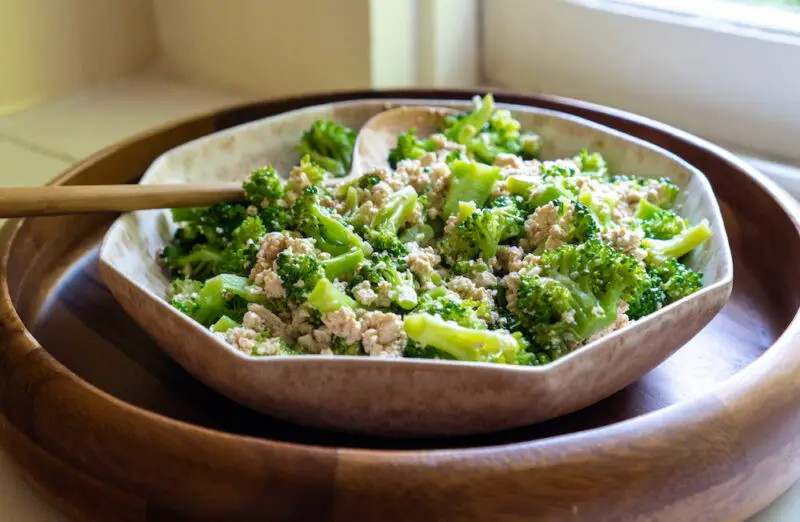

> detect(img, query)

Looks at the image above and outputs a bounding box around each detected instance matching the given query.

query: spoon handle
[0,183,245,218]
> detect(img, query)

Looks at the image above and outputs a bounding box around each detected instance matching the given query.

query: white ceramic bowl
[98,98,733,437]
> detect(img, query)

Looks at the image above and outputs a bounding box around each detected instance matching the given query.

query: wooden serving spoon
[0,105,457,219]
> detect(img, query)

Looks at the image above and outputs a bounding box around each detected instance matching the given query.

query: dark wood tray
[1,90,799,522]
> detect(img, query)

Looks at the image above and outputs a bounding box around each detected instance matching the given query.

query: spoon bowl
[97,98,733,437]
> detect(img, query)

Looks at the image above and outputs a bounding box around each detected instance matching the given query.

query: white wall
[0,0,157,114]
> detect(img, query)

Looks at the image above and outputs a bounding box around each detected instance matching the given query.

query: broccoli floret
[651,258,704,303]
[307,277,359,314]
[293,187,371,255]
[641,210,688,240]
[626,268,668,320]
[287,155,326,193]
[170,274,265,327]
[161,243,224,280]
[611,175,680,209]
[243,165,285,206]
[642,220,712,265]
[330,336,366,356]
[512,239,648,356]
[530,177,580,208]
[441,94,542,164]
[440,200,525,263]
[403,313,524,364]
[413,287,488,330]
[217,216,266,275]
[276,251,323,302]
[388,128,436,168]
[574,149,609,178]
[170,203,248,246]
[529,199,600,252]
[349,253,418,310]
[320,247,365,280]
[365,186,418,256]
[296,120,357,177]
[162,214,266,279]
[403,339,454,360]
[442,160,503,218]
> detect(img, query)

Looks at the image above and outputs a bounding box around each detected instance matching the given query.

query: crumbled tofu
[448,276,496,304]
[471,270,498,289]
[494,153,524,168]
[221,327,259,354]
[253,337,287,356]
[248,303,289,338]
[297,327,333,354]
[322,307,362,344]
[406,243,442,287]
[501,273,522,313]
[249,232,315,293]
[359,311,407,358]
[602,226,647,260]
[396,159,451,217]
[491,179,510,198]
[523,201,569,252]
[352,280,379,307]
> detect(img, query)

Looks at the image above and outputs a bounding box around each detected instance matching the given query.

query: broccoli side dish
[159,93,712,365]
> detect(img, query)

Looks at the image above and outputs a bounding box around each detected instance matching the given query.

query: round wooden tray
[1,90,798,522]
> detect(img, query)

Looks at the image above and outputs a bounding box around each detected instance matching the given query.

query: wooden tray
[1,90,798,522]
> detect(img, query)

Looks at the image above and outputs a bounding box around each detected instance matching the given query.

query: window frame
[480,0,800,166]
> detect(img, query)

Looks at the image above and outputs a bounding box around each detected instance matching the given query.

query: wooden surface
[0,183,245,218]
[0,89,798,522]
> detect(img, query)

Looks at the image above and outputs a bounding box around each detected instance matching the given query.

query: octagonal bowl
[97,98,733,437]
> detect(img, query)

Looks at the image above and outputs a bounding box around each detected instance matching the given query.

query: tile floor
[0,72,797,521]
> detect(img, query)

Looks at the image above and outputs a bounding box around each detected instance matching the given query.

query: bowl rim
[96,96,734,374]
[0,88,797,460]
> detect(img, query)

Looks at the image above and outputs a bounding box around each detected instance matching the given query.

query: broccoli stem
[644,221,713,265]
[373,186,418,233]
[635,199,663,220]
[403,313,520,363]
[309,204,372,255]
[447,94,495,144]
[532,185,573,208]
[320,248,364,279]
[307,278,359,313]
[443,161,503,218]
[507,175,538,197]
[456,201,477,223]
[199,274,265,308]
[344,186,359,214]
[211,315,239,333]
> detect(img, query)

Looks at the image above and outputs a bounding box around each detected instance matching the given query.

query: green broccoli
[650,258,704,303]
[330,337,366,356]
[217,216,266,275]
[403,313,524,364]
[275,251,323,303]
[307,277,359,314]
[442,160,503,218]
[320,247,365,280]
[574,149,609,178]
[296,120,357,177]
[348,253,418,310]
[611,175,680,209]
[440,199,525,263]
[287,155,326,192]
[169,274,265,327]
[641,210,688,240]
[388,128,436,168]
[642,220,712,265]
[441,94,542,164]
[625,268,668,320]
[243,165,285,206]
[530,177,580,208]
[365,186,418,256]
[413,286,489,330]
[512,239,648,356]
[293,187,371,255]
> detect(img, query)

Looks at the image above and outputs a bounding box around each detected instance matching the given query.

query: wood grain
[0,90,798,522]
[0,183,245,218]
